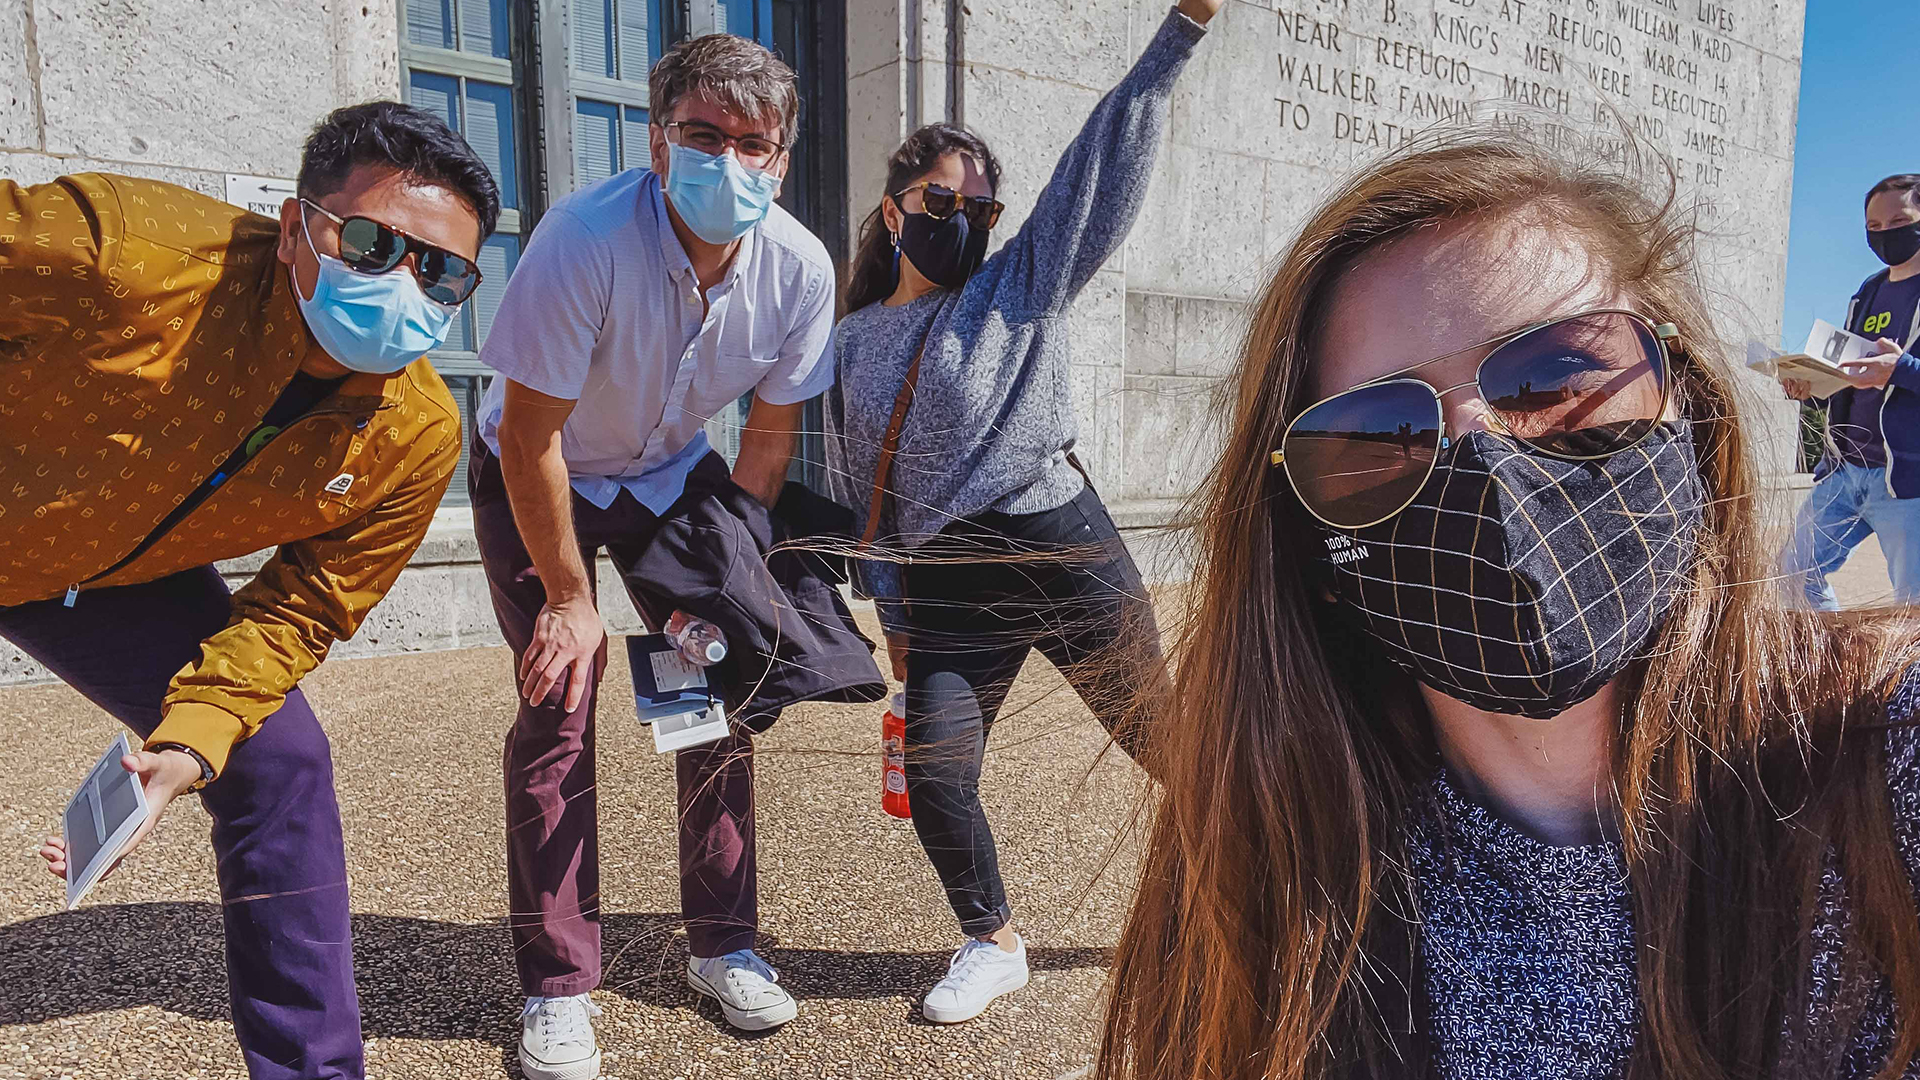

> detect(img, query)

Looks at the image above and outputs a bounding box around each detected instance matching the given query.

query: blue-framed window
[561,2,776,463]
[401,0,526,501]
[569,0,663,181]
[398,1,800,490]
[400,14,524,365]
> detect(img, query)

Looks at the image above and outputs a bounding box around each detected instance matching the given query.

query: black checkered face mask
[1315,419,1706,718]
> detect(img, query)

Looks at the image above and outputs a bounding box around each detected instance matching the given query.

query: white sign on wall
[224,173,297,217]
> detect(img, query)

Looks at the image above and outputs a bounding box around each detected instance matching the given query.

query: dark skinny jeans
[901,486,1162,936]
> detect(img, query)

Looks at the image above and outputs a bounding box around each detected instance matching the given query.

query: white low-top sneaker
[519,993,602,1080]
[688,949,799,1031]
[921,934,1030,1024]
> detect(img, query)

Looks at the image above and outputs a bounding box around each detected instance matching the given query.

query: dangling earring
[891,231,901,276]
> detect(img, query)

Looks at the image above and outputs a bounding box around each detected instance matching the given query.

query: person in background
[472,32,882,1080]
[1098,134,1920,1080]
[825,0,1220,1027]
[1781,173,1920,608]
[8,102,494,1079]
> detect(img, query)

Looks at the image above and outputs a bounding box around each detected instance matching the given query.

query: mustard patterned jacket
[0,173,461,776]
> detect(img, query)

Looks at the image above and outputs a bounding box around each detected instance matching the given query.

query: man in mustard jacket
[1,102,497,1079]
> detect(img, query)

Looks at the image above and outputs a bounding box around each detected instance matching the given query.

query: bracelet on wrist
[149,743,216,793]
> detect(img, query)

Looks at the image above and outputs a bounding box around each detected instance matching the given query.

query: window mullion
[402,45,512,81]
[609,0,622,82]
[539,0,578,198]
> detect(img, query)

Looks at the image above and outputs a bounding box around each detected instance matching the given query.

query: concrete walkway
[0,532,1908,1080]
[0,608,1147,1080]
[1824,533,1900,608]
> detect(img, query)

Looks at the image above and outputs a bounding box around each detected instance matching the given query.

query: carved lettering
[1694,0,1735,33]
[1429,13,1500,56]
[1296,62,1380,105]
[1332,112,1409,149]
[1545,14,1624,59]
[1396,86,1475,122]
[1277,9,1344,52]
[1615,0,1682,43]
[1643,45,1699,86]
[1691,28,1732,63]
[1502,74,1570,113]
[1374,38,1473,84]
[1650,80,1727,127]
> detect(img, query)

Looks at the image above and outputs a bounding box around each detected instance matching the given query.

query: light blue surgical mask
[294,215,456,374]
[663,142,780,245]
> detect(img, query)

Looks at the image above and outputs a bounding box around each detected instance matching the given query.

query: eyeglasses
[892,182,1005,231]
[1270,309,1678,530]
[664,120,786,168]
[300,199,482,306]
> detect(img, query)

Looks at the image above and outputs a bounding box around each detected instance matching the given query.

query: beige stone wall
[847,0,1808,505]
[0,0,400,195]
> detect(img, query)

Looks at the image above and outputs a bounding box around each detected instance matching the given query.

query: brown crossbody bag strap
[860,329,932,548]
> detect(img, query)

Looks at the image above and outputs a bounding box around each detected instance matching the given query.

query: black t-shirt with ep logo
[1831,273,1920,468]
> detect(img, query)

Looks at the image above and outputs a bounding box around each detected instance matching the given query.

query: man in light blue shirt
[470,32,857,1080]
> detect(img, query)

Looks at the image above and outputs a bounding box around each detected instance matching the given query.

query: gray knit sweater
[824,8,1207,634]
[1406,670,1920,1078]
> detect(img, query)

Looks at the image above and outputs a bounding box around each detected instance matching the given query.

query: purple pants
[470,443,758,997]
[0,566,362,1080]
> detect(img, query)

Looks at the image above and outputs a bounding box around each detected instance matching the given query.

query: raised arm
[995,2,1215,319]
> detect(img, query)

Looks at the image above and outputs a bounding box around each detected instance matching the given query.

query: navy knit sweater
[1406,671,1920,1078]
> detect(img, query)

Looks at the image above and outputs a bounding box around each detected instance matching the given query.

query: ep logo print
[1865,310,1894,336]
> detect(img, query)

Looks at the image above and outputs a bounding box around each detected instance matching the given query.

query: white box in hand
[625,634,731,752]
[62,733,150,910]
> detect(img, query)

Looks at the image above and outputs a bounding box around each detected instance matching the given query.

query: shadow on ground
[0,901,1112,1042]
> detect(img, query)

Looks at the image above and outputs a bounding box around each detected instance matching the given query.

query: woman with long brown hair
[1099,132,1920,1079]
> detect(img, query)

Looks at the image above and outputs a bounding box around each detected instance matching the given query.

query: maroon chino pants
[470,442,758,997]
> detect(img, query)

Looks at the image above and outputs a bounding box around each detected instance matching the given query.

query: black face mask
[897,210,990,289]
[1315,421,1705,719]
[1869,223,1920,267]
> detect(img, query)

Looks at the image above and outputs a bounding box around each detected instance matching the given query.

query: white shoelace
[942,939,1010,990]
[716,949,783,1004]
[523,994,600,1048]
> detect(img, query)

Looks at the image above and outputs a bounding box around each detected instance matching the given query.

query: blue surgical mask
[294,216,456,374]
[663,142,780,245]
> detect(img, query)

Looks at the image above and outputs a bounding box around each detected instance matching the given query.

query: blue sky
[1782,0,1920,342]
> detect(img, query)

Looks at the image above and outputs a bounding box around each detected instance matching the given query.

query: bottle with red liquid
[881,692,911,819]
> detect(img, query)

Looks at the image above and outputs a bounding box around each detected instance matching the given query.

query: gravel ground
[0,607,1153,1080]
[0,538,1898,1080]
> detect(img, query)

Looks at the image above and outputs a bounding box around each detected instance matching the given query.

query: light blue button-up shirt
[477,169,836,513]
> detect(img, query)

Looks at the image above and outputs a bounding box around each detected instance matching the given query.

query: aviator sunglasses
[300,199,482,306]
[1270,308,1680,530]
[892,182,1005,231]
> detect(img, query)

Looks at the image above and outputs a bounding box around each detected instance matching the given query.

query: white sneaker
[688,949,799,1031]
[518,994,602,1080]
[921,934,1030,1024]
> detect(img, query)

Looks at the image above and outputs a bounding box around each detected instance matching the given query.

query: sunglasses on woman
[893,182,1005,231]
[300,199,483,306]
[1270,308,1679,530]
